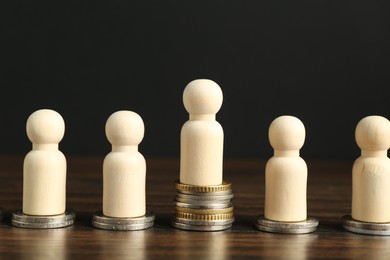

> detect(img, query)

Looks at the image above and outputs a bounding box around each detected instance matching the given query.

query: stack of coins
[172,181,234,231]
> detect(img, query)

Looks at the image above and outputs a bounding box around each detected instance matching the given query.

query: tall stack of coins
[172,181,234,231]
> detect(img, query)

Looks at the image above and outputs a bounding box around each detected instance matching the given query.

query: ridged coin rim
[92,220,154,231]
[92,211,155,225]
[174,216,235,226]
[176,193,234,201]
[11,209,75,229]
[175,180,231,193]
[255,215,318,234]
[342,215,390,236]
[176,211,234,221]
[174,201,233,209]
[172,221,232,231]
[176,206,233,214]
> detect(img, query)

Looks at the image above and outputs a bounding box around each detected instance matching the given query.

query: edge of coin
[11,209,76,229]
[174,217,235,226]
[174,201,233,209]
[92,211,155,231]
[175,206,233,215]
[176,211,234,221]
[175,180,232,193]
[255,215,318,234]
[172,220,232,231]
[342,215,390,236]
[92,221,154,231]
[92,211,155,225]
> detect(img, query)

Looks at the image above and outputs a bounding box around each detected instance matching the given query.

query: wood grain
[0,156,389,259]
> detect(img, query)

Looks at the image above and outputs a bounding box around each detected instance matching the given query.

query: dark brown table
[0,155,389,259]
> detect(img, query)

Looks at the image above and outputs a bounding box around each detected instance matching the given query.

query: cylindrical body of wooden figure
[352,156,390,222]
[103,149,146,218]
[23,149,66,215]
[180,119,223,186]
[265,156,307,222]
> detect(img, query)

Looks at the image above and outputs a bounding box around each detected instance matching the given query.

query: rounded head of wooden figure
[183,79,223,115]
[269,115,305,151]
[355,115,390,151]
[105,111,144,146]
[26,109,65,144]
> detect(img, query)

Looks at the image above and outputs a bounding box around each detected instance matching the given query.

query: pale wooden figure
[180,79,224,186]
[264,116,307,222]
[103,111,146,218]
[23,109,66,215]
[352,116,390,223]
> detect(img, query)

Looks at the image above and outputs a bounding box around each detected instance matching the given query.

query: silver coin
[174,201,232,209]
[93,220,154,231]
[12,209,76,229]
[255,215,318,234]
[172,220,232,231]
[175,197,232,205]
[92,211,155,231]
[342,215,390,236]
[176,193,234,201]
[174,217,234,226]
[177,190,233,196]
[93,211,155,225]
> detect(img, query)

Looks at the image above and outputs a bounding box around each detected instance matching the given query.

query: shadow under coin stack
[172,181,234,231]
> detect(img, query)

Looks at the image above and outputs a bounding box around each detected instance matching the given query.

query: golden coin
[175,206,233,215]
[176,211,234,221]
[175,180,231,193]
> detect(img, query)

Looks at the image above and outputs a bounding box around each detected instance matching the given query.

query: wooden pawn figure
[103,111,146,218]
[265,115,307,222]
[352,116,390,223]
[23,109,66,215]
[180,79,224,186]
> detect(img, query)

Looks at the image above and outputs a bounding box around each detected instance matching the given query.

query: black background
[1,1,389,159]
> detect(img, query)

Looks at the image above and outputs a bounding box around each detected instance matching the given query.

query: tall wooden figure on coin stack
[92,111,155,230]
[343,116,390,235]
[172,79,235,231]
[256,115,318,234]
[12,109,75,229]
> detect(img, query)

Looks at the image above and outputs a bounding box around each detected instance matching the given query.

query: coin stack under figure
[172,79,234,231]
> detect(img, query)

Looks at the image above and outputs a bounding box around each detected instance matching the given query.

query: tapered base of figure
[255,215,318,234]
[12,209,75,229]
[342,215,390,236]
[92,211,155,231]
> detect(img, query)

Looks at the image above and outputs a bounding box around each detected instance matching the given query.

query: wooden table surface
[0,155,389,259]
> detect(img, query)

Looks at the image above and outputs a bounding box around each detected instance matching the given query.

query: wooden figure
[180,79,224,186]
[264,115,307,222]
[23,109,67,215]
[352,115,390,222]
[103,110,146,218]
